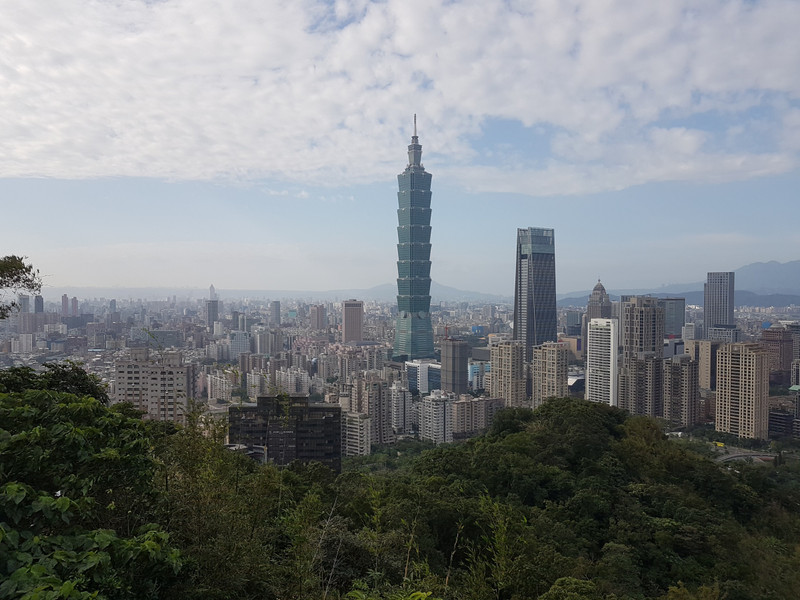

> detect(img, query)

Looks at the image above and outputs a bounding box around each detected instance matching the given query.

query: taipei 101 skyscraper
[393,116,435,361]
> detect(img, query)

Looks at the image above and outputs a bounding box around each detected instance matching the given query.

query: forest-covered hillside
[2,375,800,599]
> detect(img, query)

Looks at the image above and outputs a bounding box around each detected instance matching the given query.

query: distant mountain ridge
[40,260,799,306]
[558,260,800,308]
[43,281,512,304]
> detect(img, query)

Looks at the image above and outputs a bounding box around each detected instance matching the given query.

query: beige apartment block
[715,343,769,440]
[489,340,527,408]
[531,341,568,408]
[114,348,190,423]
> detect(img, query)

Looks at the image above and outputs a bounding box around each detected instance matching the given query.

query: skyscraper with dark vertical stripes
[513,227,557,362]
[393,116,435,361]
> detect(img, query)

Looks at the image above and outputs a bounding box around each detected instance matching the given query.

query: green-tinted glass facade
[393,125,435,360]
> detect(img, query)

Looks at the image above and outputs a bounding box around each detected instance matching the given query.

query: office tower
[658,298,686,338]
[760,324,794,385]
[310,304,327,330]
[342,299,364,343]
[704,272,735,335]
[33,295,44,313]
[393,116,435,361]
[18,294,30,313]
[489,340,527,407]
[61,294,69,316]
[716,343,769,439]
[441,338,469,395]
[565,310,582,336]
[682,323,697,341]
[228,395,342,472]
[663,354,699,427]
[209,284,217,300]
[114,348,190,423]
[513,227,557,362]
[109,299,117,313]
[531,341,569,408]
[269,300,281,326]
[587,280,612,319]
[583,280,612,351]
[585,318,619,406]
[619,297,665,417]
[70,297,78,317]
[205,299,219,330]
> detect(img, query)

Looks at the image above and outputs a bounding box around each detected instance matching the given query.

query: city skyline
[2,1,799,295]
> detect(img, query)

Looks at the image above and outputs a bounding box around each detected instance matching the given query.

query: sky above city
[2,0,799,298]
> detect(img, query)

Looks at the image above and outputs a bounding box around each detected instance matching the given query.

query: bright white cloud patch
[1,0,798,195]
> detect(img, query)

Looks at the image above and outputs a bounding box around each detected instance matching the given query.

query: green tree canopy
[0,390,182,599]
[0,255,41,320]
[0,361,110,404]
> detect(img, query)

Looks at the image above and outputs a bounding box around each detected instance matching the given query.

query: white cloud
[0,0,798,194]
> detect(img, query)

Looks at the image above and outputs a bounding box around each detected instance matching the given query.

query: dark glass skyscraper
[513,227,557,362]
[704,271,734,336]
[393,117,435,360]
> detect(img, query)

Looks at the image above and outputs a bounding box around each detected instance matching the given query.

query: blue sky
[2,0,799,297]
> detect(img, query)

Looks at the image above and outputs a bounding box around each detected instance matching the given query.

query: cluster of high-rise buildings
[583,272,800,439]
[3,123,800,471]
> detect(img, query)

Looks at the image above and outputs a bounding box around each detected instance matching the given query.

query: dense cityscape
[3,127,800,471]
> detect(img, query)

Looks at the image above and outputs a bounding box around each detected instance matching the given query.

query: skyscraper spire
[407,115,422,168]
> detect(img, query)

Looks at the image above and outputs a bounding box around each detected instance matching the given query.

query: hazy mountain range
[45,260,799,308]
[557,260,800,308]
[44,281,511,304]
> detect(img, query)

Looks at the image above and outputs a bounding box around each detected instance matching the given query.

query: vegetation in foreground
[3,370,800,599]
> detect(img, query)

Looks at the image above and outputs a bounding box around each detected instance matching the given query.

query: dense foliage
[0,256,41,320]
[0,363,110,404]
[3,374,800,599]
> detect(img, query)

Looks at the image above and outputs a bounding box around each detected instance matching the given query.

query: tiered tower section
[393,116,435,360]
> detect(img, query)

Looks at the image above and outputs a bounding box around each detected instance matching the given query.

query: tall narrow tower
[393,116,435,360]
[513,227,557,362]
[342,299,364,343]
[704,272,734,335]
